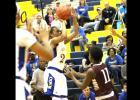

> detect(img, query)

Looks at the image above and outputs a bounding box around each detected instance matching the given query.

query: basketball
[56,5,71,20]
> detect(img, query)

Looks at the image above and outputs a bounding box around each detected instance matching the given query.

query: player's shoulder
[92,62,106,69]
[87,67,94,74]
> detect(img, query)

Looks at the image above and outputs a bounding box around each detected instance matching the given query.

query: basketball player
[16,3,53,100]
[43,8,78,100]
[65,46,118,100]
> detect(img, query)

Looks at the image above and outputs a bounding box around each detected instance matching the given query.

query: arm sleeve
[81,6,89,15]
[30,70,37,85]
[105,57,109,66]
[76,6,81,16]
[117,55,124,65]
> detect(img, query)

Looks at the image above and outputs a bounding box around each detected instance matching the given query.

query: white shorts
[16,76,32,100]
[95,91,115,100]
[44,67,68,99]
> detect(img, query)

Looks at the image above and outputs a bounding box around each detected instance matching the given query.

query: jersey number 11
[101,68,111,84]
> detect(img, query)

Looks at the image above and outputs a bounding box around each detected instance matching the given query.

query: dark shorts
[33,91,52,100]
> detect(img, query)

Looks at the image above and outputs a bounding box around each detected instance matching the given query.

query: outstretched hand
[34,25,49,41]
[64,65,74,79]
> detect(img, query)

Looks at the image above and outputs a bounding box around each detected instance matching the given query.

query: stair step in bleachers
[86,0,100,2]
[96,43,103,49]
[98,36,106,43]
[88,10,98,20]
[93,5,102,10]
[87,1,100,7]
[68,88,82,96]
[66,58,83,65]
[70,51,86,58]
[105,25,112,30]
[67,80,77,88]
[88,6,94,11]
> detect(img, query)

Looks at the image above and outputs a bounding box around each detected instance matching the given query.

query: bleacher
[17,0,126,99]
[65,0,125,98]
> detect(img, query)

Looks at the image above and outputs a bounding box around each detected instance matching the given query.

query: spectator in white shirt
[32,14,50,35]
[51,13,62,31]
[30,57,51,100]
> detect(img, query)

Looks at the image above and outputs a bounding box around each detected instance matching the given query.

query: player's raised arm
[30,25,54,61]
[50,20,67,48]
[110,28,127,46]
[64,7,79,44]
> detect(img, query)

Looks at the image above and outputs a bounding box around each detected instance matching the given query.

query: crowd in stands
[17,0,127,99]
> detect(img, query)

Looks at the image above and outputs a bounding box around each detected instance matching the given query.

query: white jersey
[16,28,37,80]
[16,28,37,100]
[48,41,66,71]
[16,77,32,100]
[44,41,68,99]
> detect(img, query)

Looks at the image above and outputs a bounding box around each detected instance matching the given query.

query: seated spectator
[118,0,127,25]
[102,35,117,51]
[119,81,127,100]
[51,13,62,30]
[79,86,96,100]
[45,7,54,26]
[83,7,102,33]
[80,41,97,72]
[110,28,127,47]
[121,47,127,59]
[52,1,60,14]
[32,14,49,34]
[26,52,39,84]
[77,0,91,26]
[105,48,124,84]
[117,30,127,55]
[70,26,88,51]
[110,28,127,58]
[98,1,116,30]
